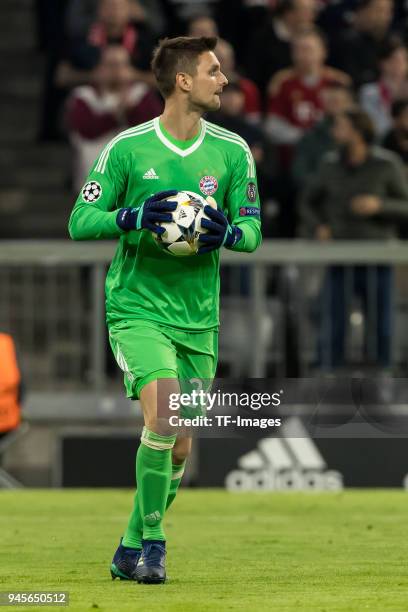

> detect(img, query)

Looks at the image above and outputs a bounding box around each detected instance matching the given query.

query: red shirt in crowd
[267,66,351,130]
[67,83,162,139]
[239,77,262,121]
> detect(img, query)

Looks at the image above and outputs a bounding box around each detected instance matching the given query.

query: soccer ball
[154,191,214,256]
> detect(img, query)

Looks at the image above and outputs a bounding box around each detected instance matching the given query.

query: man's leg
[108,321,179,581]
[122,436,191,549]
[319,266,347,368]
[167,436,192,511]
[135,379,179,541]
[376,266,393,369]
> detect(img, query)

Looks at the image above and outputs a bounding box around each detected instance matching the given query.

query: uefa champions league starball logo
[82,181,102,203]
[199,175,218,196]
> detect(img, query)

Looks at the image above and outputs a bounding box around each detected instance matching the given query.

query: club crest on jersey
[82,181,102,202]
[199,175,218,196]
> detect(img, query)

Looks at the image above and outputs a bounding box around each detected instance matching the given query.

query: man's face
[381,48,408,81]
[332,114,354,146]
[292,34,325,73]
[359,0,393,34]
[220,87,244,116]
[322,88,354,116]
[187,51,228,112]
[99,46,132,88]
[188,16,218,37]
[99,0,130,28]
[286,0,316,32]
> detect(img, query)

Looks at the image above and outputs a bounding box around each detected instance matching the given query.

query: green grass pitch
[1,489,408,611]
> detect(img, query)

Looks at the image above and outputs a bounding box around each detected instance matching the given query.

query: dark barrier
[198,436,408,490]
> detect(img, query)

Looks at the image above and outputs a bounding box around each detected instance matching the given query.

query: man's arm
[380,155,408,217]
[224,144,262,253]
[68,140,128,240]
[68,137,177,241]
[197,143,261,254]
[297,164,328,238]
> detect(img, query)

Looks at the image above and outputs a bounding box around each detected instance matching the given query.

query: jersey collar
[154,117,206,157]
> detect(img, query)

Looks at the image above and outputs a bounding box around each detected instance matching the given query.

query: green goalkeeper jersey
[69,117,262,331]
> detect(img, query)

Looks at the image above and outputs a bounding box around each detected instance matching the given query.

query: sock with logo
[135,427,176,541]
[122,458,186,548]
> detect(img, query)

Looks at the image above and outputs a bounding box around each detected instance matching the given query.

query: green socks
[122,429,186,548]
[166,460,186,511]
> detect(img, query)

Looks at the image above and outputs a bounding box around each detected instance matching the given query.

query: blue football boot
[110,537,142,580]
[133,539,166,584]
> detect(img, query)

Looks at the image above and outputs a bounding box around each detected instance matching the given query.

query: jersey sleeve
[68,139,128,240]
[225,143,262,253]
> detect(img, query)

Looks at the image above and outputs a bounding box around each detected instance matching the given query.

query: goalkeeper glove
[116,190,177,234]
[198,205,243,254]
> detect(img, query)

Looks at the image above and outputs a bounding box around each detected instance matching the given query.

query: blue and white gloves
[116,190,178,235]
[117,190,242,254]
[198,205,243,255]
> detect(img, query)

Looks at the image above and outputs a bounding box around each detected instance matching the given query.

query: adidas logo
[143,168,159,179]
[144,510,161,525]
[225,417,343,491]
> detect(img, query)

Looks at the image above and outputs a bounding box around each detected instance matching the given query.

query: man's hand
[350,195,382,216]
[198,205,242,254]
[116,190,178,234]
[315,224,332,241]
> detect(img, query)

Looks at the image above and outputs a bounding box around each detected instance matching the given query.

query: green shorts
[108,319,218,400]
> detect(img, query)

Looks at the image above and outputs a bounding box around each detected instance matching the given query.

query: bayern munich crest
[199,175,218,196]
[82,181,102,203]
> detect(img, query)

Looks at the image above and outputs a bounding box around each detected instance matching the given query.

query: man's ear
[175,72,192,92]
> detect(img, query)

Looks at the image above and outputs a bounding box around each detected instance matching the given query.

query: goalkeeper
[68,35,261,584]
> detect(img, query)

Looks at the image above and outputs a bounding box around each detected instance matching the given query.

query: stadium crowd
[34,0,408,233]
[33,0,408,370]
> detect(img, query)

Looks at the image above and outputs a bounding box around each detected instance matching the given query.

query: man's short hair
[344,109,376,144]
[151,36,218,98]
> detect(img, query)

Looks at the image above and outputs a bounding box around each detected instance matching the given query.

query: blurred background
[2,0,408,489]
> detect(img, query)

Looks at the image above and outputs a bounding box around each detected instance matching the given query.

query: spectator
[57,0,156,89]
[162,1,224,34]
[383,98,408,236]
[215,38,262,123]
[265,29,351,147]
[359,37,408,138]
[0,333,22,439]
[383,99,408,167]
[299,109,408,369]
[37,0,70,140]
[187,14,219,37]
[212,81,276,203]
[66,45,162,191]
[292,83,355,187]
[244,0,318,97]
[329,0,395,89]
[66,0,166,38]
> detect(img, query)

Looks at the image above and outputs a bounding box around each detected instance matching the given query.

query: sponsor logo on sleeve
[199,175,218,196]
[246,182,257,203]
[239,206,260,217]
[82,181,102,202]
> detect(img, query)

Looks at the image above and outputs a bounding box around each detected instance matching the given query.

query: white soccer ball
[154,191,215,256]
